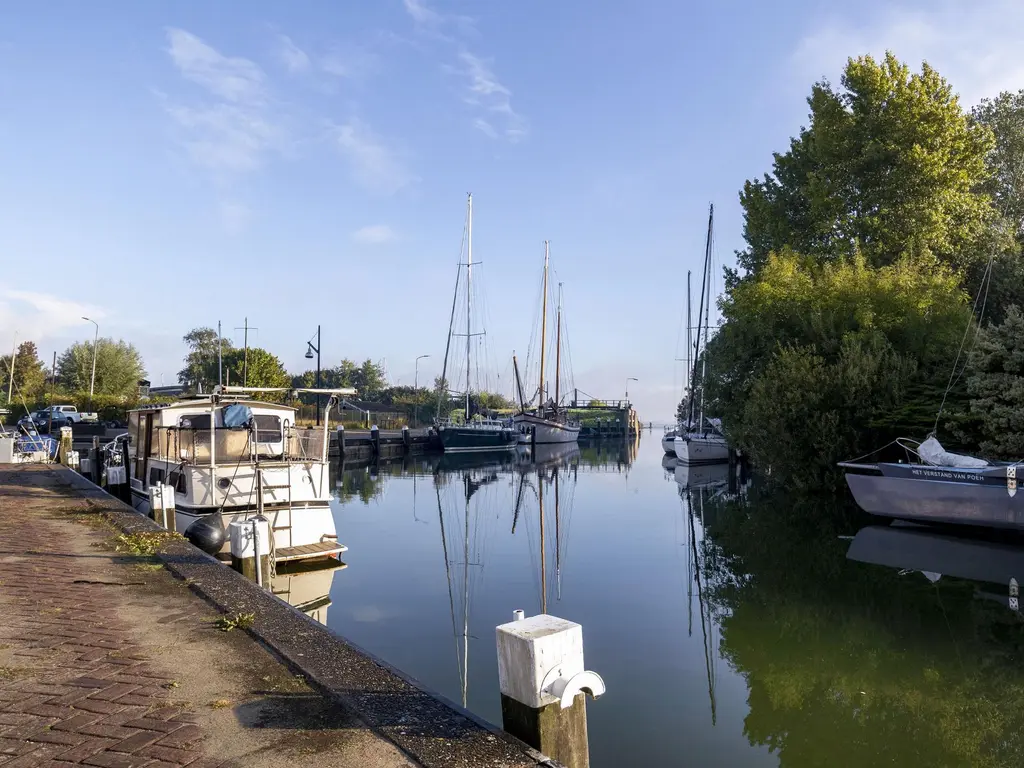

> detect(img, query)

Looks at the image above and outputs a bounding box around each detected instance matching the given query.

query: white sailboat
[674,204,729,465]
[513,242,581,445]
[436,194,517,453]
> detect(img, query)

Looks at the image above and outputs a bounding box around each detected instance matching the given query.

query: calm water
[275,435,1024,767]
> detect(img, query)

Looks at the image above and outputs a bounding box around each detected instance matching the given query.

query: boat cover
[222,404,253,429]
[918,436,988,469]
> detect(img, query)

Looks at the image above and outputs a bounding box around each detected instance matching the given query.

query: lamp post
[305,325,321,426]
[414,354,430,426]
[82,317,99,411]
[625,377,638,405]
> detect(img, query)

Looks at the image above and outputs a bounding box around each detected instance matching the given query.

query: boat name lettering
[909,468,984,482]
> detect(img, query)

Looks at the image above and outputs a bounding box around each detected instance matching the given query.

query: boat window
[149,467,165,486]
[168,470,186,494]
[179,413,212,430]
[253,414,282,442]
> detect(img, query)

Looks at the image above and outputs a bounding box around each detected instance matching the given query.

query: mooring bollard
[370,424,380,457]
[147,483,176,532]
[228,518,271,586]
[496,613,605,768]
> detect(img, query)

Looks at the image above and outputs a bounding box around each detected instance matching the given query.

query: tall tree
[223,348,289,390]
[2,341,47,402]
[965,305,1024,458]
[57,338,145,397]
[973,90,1024,241]
[178,327,233,390]
[738,53,994,277]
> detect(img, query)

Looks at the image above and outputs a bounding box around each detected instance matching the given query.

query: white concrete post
[228,518,270,585]
[495,614,605,768]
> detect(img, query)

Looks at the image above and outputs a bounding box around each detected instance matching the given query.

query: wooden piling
[370,425,380,457]
[402,425,411,455]
[336,425,346,461]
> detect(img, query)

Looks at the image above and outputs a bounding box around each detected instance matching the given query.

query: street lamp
[305,325,321,426]
[625,377,638,404]
[414,354,430,426]
[82,317,99,411]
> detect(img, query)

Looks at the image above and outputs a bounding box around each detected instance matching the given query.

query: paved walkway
[0,466,415,768]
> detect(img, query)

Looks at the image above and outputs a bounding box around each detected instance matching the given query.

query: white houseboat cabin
[126,386,353,564]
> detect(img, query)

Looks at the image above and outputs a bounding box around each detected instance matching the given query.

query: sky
[2,0,1024,421]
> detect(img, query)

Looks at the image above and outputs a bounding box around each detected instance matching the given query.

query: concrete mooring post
[496,613,605,768]
[147,483,176,532]
[229,518,271,586]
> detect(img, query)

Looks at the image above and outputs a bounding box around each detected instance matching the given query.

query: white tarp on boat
[918,437,989,469]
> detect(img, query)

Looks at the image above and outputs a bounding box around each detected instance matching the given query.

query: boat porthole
[218,478,231,489]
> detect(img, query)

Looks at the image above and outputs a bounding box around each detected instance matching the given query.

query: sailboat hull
[438,425,517,453]
[513,414,580,445]
[674,435,730,465]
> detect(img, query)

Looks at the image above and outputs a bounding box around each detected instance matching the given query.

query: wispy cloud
[321,44,379,80]
[335,119,416,195]
[402,0,524,141]
[352,224,398,244]
[164,28,281,180]
[0,291,106,353]
[167,28,265,104]
[452,51,527,142]
[792,0,1024,107]
[277,34,310,74]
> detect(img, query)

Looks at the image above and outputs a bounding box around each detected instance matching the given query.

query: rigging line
[689,493,717,726]
[933,252,994,433]
[949,257,995,393]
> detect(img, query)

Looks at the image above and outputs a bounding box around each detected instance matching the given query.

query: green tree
[57,338,145,397]
[178,327,233,390]
[973,90,1024,241]
[705,250,972,489]
[223,348,289,391]
[965,305,1024,458]
[2,341,48,402]
[738,53,994,277]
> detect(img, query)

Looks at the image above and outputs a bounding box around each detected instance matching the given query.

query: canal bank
[0,464,561,768]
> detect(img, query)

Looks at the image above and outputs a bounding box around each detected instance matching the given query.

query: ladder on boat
[256,467,347,569]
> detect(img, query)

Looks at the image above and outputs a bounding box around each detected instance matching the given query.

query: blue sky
[2,0,1022,420]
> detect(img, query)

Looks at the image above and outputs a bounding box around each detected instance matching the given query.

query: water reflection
[436,442,581,706]
[698,485,1024,766]
[271,561,347,625]
[325,437,1024,766]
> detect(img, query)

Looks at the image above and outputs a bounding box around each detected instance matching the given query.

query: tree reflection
[699,485,1024,767]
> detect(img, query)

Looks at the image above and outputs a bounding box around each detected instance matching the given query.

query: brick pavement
[0,467,414,768]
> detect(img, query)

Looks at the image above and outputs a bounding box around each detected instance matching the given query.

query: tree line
[692,52,1024,491]
[2,338,145,418]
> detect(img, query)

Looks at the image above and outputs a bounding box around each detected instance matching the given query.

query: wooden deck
[276,540,349,562]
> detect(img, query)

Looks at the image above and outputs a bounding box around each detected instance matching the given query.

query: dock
[0,464,559,768]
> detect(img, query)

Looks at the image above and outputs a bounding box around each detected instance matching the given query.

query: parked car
[32,406,98,429]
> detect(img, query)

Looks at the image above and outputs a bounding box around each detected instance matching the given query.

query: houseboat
[126,386,353,564]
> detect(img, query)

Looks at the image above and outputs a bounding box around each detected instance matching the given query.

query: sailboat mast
[699,206,713,427]
[686,270,692,419]
[465,193,473,421]
[538,242,549,411]
[688,204,713,429]
[554,284,562,412]
[513,353,526,412]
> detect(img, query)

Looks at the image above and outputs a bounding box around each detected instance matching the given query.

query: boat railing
[436,416,512,430]
[146,425,327,466]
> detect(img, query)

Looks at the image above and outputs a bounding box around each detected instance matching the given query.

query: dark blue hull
[438,425,517,453]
